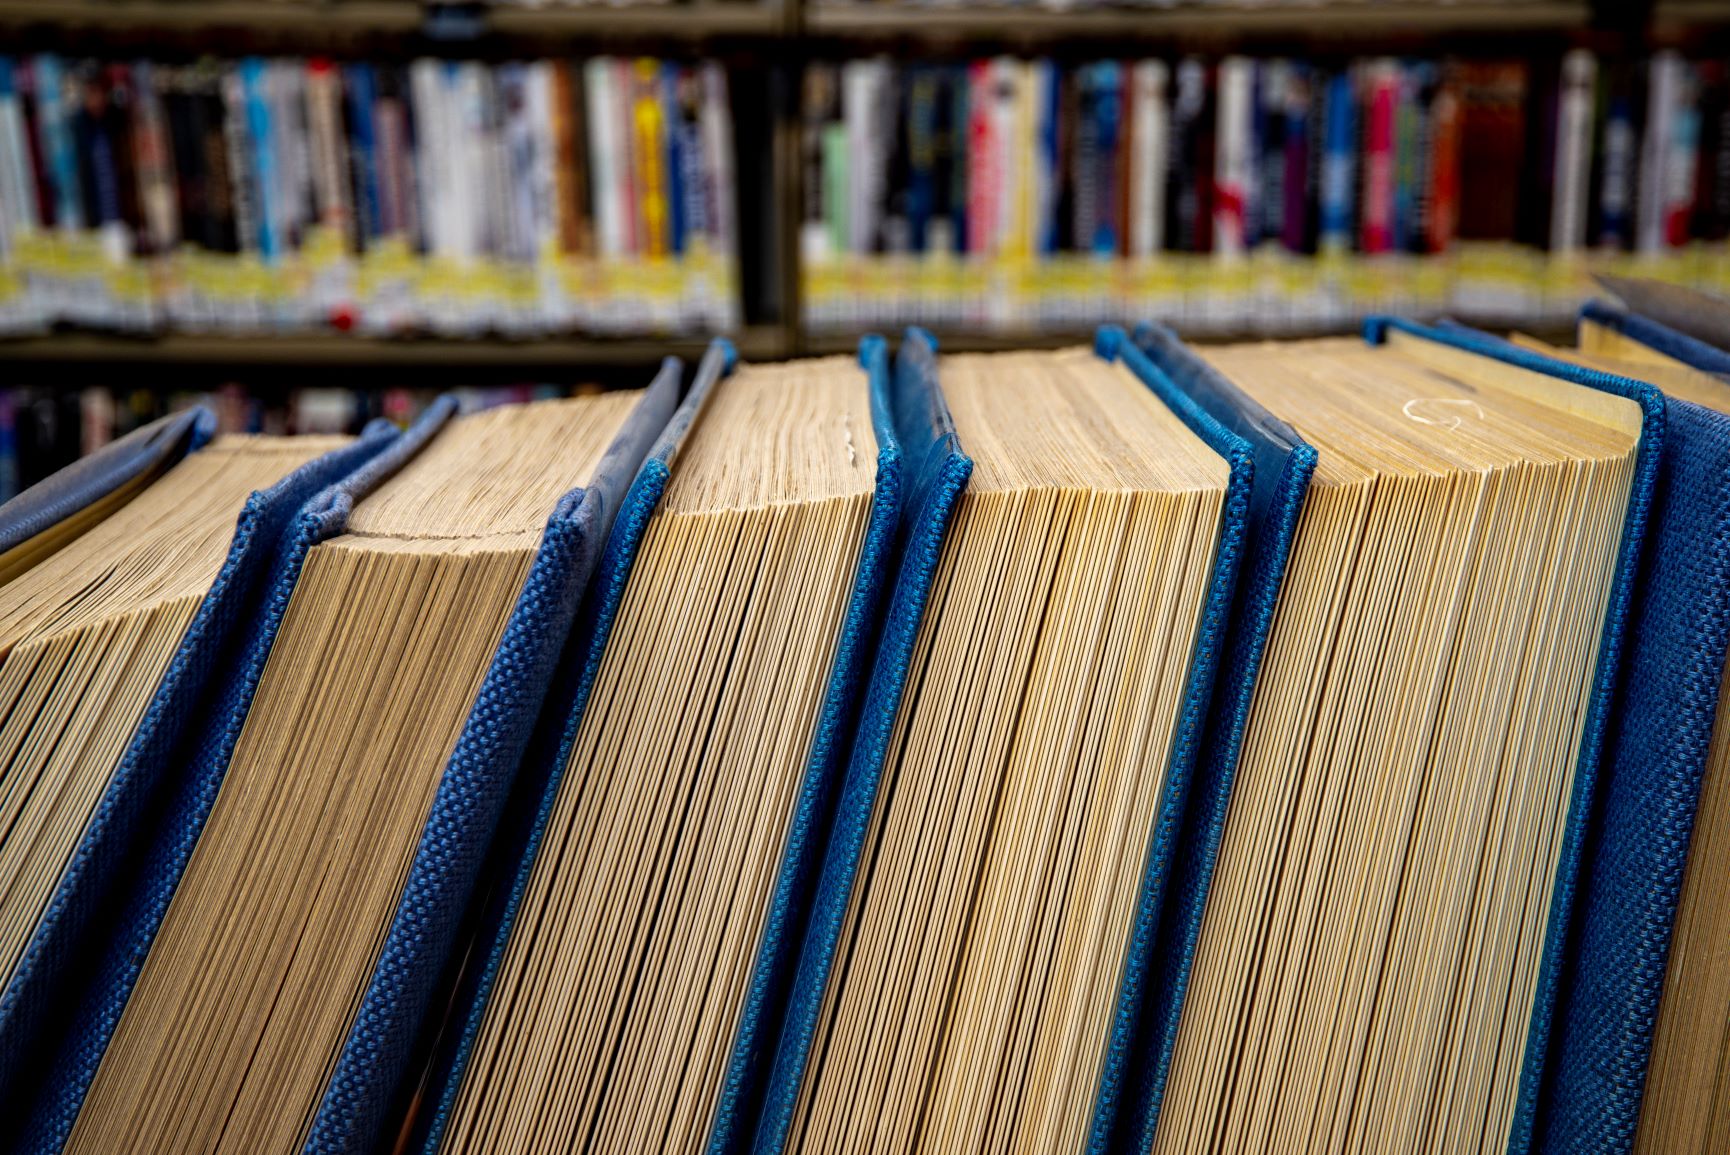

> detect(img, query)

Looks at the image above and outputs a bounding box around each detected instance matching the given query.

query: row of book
[0,55,740,337]
[804,50,1730,332]
[0,281,1726,1155]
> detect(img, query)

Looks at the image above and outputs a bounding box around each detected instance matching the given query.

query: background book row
[803,50,1722,330]
[0,55,739,338]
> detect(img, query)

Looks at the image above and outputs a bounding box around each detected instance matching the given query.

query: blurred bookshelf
[0,0,1727,386]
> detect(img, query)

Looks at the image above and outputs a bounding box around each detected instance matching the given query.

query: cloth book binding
[411,341,737,1155]
[1082,326,1255,1155]
[1364,316,1667,1155]
[746,327,972,1155]
[305,352,698,1155]
[1581,297,1730,378]
[0,407,216,564]
[1499,308,1730,1155]
[4,412,427,1153]
[1113,320,1318,1155]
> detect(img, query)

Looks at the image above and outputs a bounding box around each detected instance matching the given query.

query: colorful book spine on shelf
[0,51,740,339]
[799,49,1730,338]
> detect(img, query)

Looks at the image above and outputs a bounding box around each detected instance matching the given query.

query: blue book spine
[344,64,382,245]
[663,63,686,257]
[241,59,278,263]
[1037,59,1061,256]
[906,67,935,255]
[33,55,82,231]
[1095,61,1123,256]
[1319,69,1357,252]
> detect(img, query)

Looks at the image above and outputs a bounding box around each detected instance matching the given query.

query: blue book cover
[343,63,382,246]
[1319,68,1357,253]
[745,328,971,1155]
[5,413,430,1151]
[1363,316,1667,1155]
[1524,304,1730,1155]
[306,354,695,1155]
[1111,320,1318,1155]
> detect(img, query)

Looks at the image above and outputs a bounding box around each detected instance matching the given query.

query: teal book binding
[1362,316,1667,1155]
[1116,320,1317,1155]
[0,407,215,560]
[747,327,971,1155]
[7,410,437,1154]
[1449,313,1730,1155]
[304,352,697,1155]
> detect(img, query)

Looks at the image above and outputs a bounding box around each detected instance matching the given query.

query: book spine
[35,55,83,230]
[1130,59,1168,258]
[222,63,258,257]
[612,58,638,257]
[1394,61,1428,254]
[1665,56,1702,250]
[584,58,623,261]
[1425,71,1461,254]
[1214,55,1253,257]
[992,57,1022,258]
[1284,63,1313,253]
[802,61,836,262]
[845,58,882,255]
[700,61,734,263]
[131,61,178,256]
[1597,79,1636,251]
[1256,60,1286,251]
[1551,49,1596,255]
[967,59,994,256]
[1318,67,1356,253]
[1092,59,1122,257]
[1034,59,1060,257]
[906,66,935,256]
[0,59,40,241]
[1638,52,1681,254]
[1360,60,1397,255]
[344,64,380,247]
[630,59,667,259]
[307,59,350,243]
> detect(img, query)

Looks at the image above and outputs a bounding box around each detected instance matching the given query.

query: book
[1136,318,1658,1155]
[759,338,1251,1155]
[47,368,679,1155]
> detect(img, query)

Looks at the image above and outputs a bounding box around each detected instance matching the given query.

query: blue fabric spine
[705,334,908,1155]
[1433,320,1730,1155]
[1361,316,1667,1155]
[305,355,694,1155]
[747,326,972,1155]
[1580,298,1730,377]
[0,405,216,558]
[412,341,737,1155]
[1083,326,1255,1155]
[1117,320,1317,1155]
[11,402,456,1155]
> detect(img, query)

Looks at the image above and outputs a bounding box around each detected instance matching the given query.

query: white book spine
[525,62,560,265]
[1214,56,1254,259]
[585,58,624,261]
[0,81,37,241]
[1639,51,1681,255]
[701,62,736,264]
[409,60,447,260]
[844,59,879,255]
[1131,59,1169,258]
[1551,49,1596,256]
